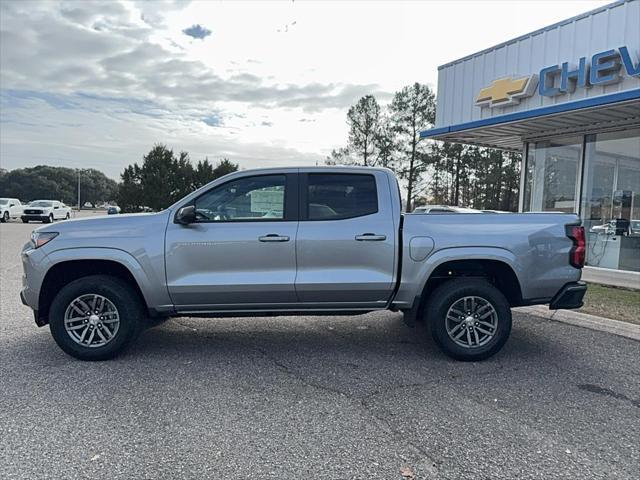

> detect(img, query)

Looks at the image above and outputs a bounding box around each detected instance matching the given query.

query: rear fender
[396,247,523,309]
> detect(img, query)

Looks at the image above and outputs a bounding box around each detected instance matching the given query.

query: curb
[515,306,640,341]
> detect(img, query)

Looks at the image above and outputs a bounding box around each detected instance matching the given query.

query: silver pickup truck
[20,167,587,361]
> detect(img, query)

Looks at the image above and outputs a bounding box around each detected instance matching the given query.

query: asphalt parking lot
[1,214,639,480]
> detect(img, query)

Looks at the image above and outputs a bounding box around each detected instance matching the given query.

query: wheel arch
[37,252,157,326]
[422,258,523,305]
[408,248,524,320]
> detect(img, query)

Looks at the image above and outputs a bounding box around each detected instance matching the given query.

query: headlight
[31,232,58,249]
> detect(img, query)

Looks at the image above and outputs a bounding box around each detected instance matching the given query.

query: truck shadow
[124,313,557,382]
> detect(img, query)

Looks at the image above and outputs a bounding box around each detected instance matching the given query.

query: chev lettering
[539,45,640,97]
[476,45,639,108]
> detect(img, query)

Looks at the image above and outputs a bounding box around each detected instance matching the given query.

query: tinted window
[195,175,286,222]
[307,174,377,220]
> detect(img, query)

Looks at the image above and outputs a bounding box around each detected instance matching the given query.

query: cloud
[182,24,212,40]
[0,0,387,177]
[0,2,381,113]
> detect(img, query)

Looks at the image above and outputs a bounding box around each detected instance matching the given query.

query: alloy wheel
[445,296,498,348]
[64,294,120,348]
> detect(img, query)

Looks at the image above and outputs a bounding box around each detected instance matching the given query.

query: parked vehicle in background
[107,206,121,215]
[413,205,481,214]
[21,200,71,223]
[21,167,586,362]
[0,198,23,222]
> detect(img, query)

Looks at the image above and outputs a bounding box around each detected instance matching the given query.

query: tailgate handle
[259,234,290,242]
[355,233,386,241]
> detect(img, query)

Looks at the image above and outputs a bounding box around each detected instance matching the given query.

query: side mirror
[176,205,196,225]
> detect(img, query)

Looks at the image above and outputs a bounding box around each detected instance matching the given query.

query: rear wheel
[65,212,70,219]
[49,275,144,360]
[426,279,511,361]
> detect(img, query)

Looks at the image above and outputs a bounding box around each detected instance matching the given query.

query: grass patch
[579,283,640,325]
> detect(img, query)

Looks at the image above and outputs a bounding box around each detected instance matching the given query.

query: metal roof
[437,0,628,71]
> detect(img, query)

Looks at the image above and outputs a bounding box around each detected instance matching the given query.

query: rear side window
[307,174,378,220]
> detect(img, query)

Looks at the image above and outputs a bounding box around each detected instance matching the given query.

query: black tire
[426,279,512,361]
[49,275,144,361]
[1,211,8,223]
[65,212,70,219]
[44,214,53,223]
[22,218,28,223]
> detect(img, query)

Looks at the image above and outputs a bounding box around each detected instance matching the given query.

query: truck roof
[228,165,393,174]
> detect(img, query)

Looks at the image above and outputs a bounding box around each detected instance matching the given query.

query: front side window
[194,174,286,222]
[307,173,377,220]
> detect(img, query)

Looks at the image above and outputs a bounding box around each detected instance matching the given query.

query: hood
[35,211,171,237]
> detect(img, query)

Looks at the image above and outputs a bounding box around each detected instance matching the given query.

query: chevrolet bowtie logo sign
[475,75,538,108]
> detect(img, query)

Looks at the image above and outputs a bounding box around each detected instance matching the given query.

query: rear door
[295,171,396,307]
[165,172,299,310]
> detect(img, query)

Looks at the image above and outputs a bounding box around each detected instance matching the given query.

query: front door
[165,173,298,311]
[295,171,397,307]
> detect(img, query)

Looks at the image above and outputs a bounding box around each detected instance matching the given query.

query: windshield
[30,201,53,207]
[0,199,8,205]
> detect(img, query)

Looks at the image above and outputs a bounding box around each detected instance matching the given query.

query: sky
[0,0,610,180]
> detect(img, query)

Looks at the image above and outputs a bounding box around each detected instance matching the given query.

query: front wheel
[22,218,28,223]
[44,214,53,223]
[49,275,144,360]
[1,211,8,223]
[426,279,512,361]
[65,212,70,219]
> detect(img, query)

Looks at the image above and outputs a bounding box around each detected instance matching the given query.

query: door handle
[259,234,290,242]
[355,233,387,241]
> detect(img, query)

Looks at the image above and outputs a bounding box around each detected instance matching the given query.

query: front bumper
[20,245,48,312]
[21,215,48,222]
[549,281,587,310]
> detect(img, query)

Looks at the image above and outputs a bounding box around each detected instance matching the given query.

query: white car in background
[21,200,71,223]
[0,198,23,222]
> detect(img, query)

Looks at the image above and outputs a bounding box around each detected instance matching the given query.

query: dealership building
[422,0,640,279]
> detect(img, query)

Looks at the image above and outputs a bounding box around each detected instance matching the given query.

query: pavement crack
[239,339,350,398]
[578,383,640,408]
[225,335,443,478]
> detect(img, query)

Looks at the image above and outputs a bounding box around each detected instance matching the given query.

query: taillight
[566,225,585,268]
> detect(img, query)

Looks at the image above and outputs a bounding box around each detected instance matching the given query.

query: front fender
[394,246,523,309]
[43,247,173,314]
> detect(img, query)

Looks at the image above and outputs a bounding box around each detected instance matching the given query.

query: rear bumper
[549,281,587,310]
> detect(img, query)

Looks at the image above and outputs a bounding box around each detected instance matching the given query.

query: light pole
[77,169,81,212]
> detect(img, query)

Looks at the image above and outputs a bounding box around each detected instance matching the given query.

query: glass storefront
[523,128,640,272]
[523,136,582,213]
